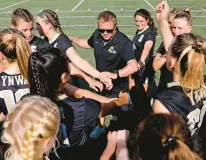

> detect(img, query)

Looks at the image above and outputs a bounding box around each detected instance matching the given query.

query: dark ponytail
[28,48,68,101]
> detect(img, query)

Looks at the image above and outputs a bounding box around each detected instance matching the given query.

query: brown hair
[174,9,192,26]
[170,8,184,16]
[171,33,206,95]
[134,9,157,35]
[138,113,202,160]
[97,11,117,26]
[0,28,31,80]
[11,8,34,27]
[38,10,64,35]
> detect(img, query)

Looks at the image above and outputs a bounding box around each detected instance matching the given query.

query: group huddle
[0,0,205,160]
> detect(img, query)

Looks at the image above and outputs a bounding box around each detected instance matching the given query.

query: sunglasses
[98,28,115,34]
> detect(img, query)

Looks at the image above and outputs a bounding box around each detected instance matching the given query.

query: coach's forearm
[119,60,138,78]
[69,37,91,48]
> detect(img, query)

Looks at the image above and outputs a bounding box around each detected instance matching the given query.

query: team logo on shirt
[31,45,37,53]
[108,46,116,54]
[138,35,144,42]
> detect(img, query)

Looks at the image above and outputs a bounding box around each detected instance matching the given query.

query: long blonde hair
[171,33,206,96]
[0,28,31,80]
[2,96,60,160]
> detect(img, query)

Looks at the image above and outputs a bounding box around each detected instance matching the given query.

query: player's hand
[103,78,113,90]
[88,78,104,92]
[156,1,170,23]
[100,71,117,81]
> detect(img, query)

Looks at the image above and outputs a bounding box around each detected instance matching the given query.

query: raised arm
[156,1,174,51]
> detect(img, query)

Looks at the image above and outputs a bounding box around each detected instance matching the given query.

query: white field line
[0,9,204,14]
[55,15,206,18]
[71,0,85,11]
[0,0,29,11]
[144,0,156,11]
[1,15,206,20]
[0,8,206,14]
[201,8,206,12]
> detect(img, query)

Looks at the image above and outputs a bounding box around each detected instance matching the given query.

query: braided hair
[2,96,60,160]
[28,48,68,102]
[38,9,64,35]
[11,8,34,27]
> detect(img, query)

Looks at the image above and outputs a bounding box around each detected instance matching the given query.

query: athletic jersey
[0,72,30,115]
[155,82,206,153]
[156,41,166,55]
[156,42,173,94]
[45,34,77,85]
[30,36,51,53]
[57,95,101,147]
[44,34,73,56]
[133,27,156,78]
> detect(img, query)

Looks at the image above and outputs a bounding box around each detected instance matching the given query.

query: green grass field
[0,0,206,67]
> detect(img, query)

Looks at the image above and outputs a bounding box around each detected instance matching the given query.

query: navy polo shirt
[87,28,136,95]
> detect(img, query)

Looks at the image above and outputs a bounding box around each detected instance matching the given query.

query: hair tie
[163,136,179,149]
